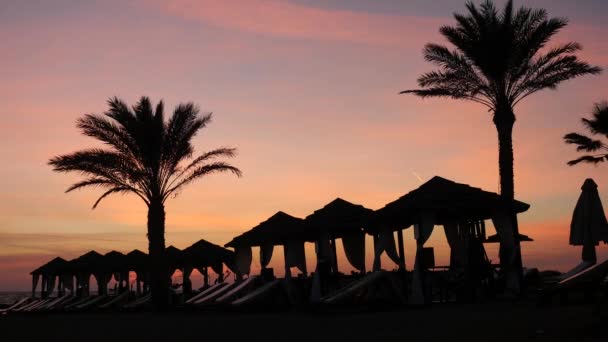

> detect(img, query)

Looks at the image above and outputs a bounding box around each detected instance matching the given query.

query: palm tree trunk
[493,106,524,293]
[147,199,168,310]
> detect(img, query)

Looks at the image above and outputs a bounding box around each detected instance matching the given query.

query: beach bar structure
[370,176,530,304]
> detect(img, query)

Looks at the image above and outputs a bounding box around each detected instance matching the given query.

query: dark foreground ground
[1,302,607,342]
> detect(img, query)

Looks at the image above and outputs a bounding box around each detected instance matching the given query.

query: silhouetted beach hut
[68,250,106,296]
[371,176,530,303]
[570,178,608,264]
[166,245,184,278]
[125,249,148,294]
[30,257,69,298]
[103,250,129,292]
[225,211,311,278]
[181,239,235,292]
[305,198,373,274]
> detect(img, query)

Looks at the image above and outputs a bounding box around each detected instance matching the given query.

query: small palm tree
[564,102,608,165]
[49,96,241,309]
[401,0,601,291]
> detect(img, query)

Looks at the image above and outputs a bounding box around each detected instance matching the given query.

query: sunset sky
[1,0,608,291]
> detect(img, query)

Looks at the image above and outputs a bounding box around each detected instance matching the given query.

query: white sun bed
[12,298,42,312]
[122,293,151,309]
[322,271,386,304]
[73,295,108,310]
[215,276,258,303]
[0,297,31,314]
[64,296,94,310]
[23,298,53,312]
[232,279,280,306]
[35,294,71,311]
[99,291,130,309]
[192,281,240,305]
[185,283,227,304]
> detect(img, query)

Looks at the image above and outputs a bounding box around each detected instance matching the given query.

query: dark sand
[1,302,606,342]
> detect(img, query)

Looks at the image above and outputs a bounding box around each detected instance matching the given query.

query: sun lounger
[34,294,71,311]
[215,276,259,304]
[539,259,608,304]
[23,298,54,312]
[72,295,108,311]
[192,281,240,305]
[122,293,151,309]
[322,272,385,304]
[185,283,227,304]
[99,291,130,309]
[63,296,94,310]
[232,279,280,306]
[0,298,31,314]
[52,296,80,310]
[12,298,42,312]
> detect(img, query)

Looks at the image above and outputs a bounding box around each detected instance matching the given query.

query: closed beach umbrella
[570,178,608,263]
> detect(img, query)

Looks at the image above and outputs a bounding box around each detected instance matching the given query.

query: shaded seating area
[12,176,545,313]
[370,176,531,304]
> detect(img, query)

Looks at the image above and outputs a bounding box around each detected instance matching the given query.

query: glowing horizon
[1,0,608,291]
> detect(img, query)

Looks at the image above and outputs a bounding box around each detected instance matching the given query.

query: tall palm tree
[401,0,601,290]
[564,102,608,165]
[49,96,241,309]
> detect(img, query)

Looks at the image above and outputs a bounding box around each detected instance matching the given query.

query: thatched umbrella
[570,178,608,263]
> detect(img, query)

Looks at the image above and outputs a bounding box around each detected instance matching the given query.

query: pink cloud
[141,0,442,46]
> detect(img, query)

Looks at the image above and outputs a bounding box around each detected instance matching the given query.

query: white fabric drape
[315,231,334,271]
[62,275,74,293]
[260,243,274,269]
[412,211,435,304]
[342,231,366,272]
[285,240,307,275]
[210,263,223,282]
[444,223,466,268]
[46,275,57,296]
[492,210,520,292]
[32,274,40,297]
[373,227,401,271]
[234,246,252,277]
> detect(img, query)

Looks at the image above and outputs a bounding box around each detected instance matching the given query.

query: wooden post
[330,238,339,274]
[397,229,406,271]
[373,234,380,270]
[283,245,292,278]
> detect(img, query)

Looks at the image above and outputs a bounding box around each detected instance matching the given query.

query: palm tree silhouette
[401,0,601,291]
[49,96,241,309]
[564,102,608,165]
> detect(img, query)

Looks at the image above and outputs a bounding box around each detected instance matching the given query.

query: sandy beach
[1,301,606,342]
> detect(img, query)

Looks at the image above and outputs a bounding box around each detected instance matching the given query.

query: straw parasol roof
[370,176,530,231]
[305,198,373,238]
[225,211,310,248]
